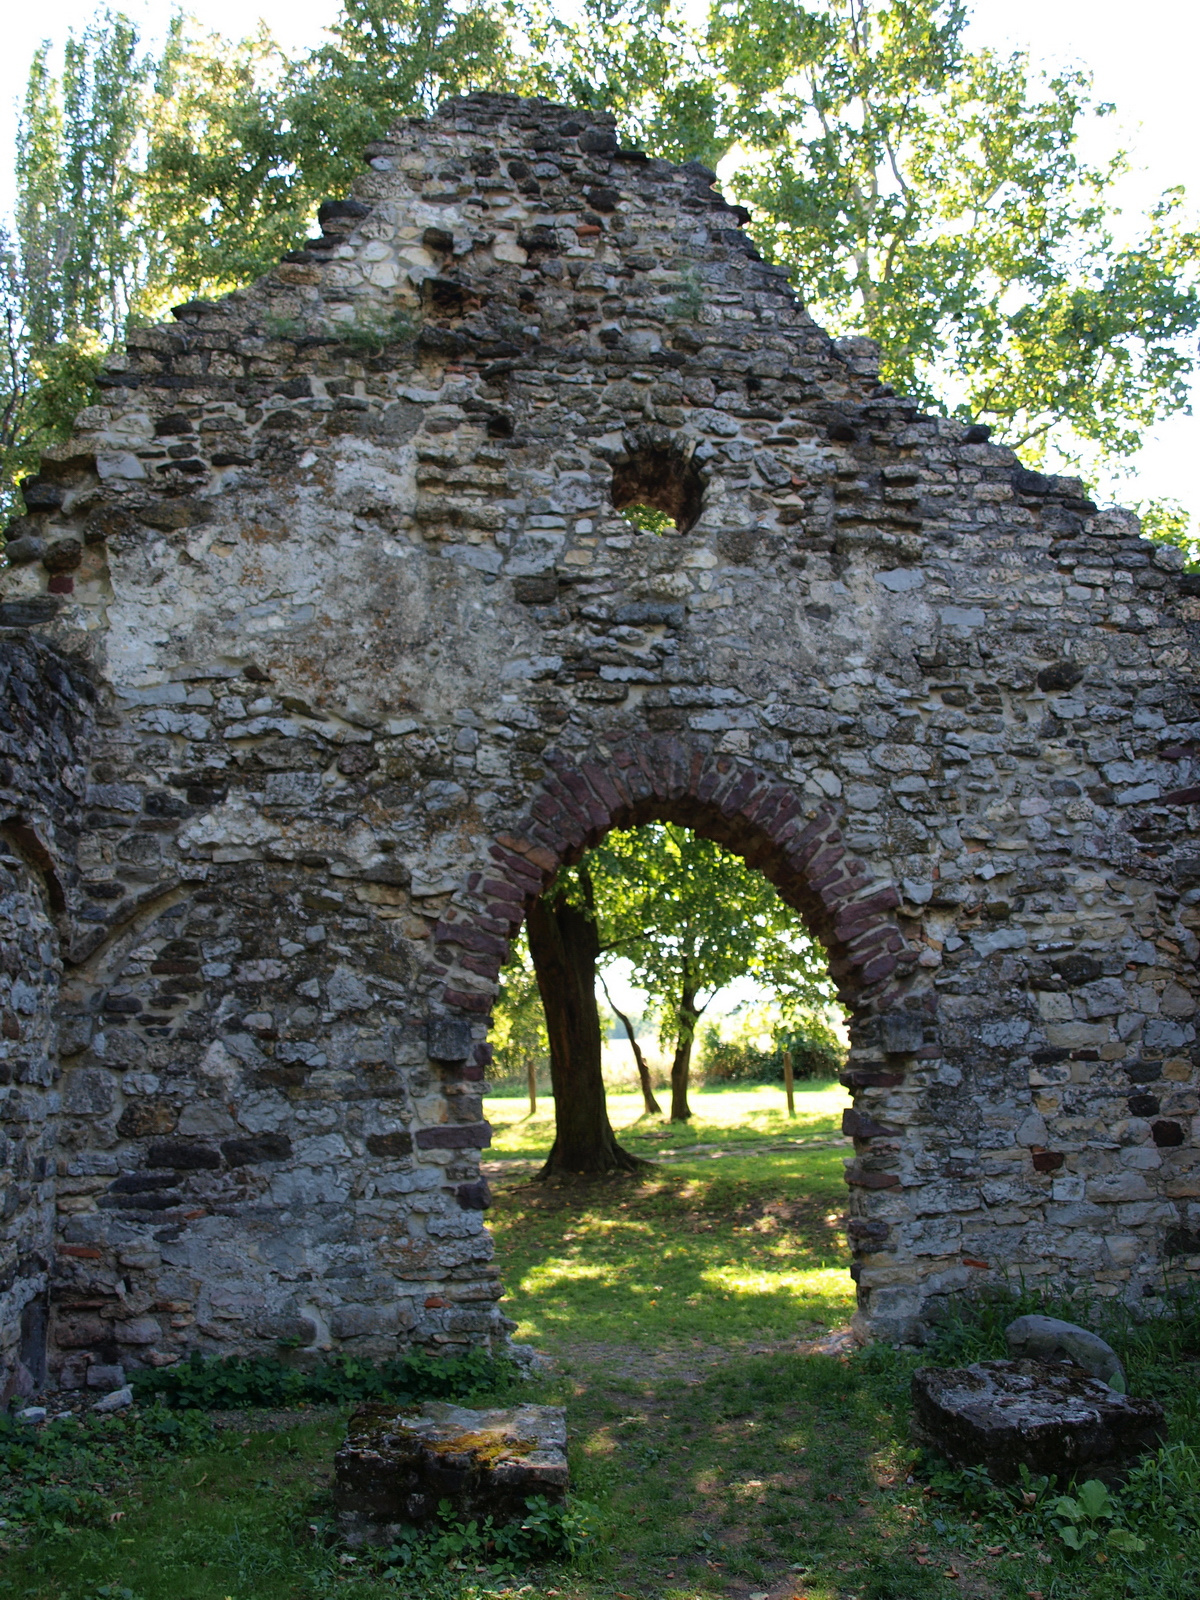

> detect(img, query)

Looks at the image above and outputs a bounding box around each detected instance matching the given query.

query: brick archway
[432,738,918,1010]
[426,735,934,1339]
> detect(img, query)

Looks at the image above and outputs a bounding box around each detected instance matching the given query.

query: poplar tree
[526,0,1200,486]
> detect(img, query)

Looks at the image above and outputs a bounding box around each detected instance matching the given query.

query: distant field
[485,1080,851,1158]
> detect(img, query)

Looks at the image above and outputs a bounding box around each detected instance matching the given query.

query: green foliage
[619,500,676,533]
[17,13,150,349]
[0,1402,215,1539]
[375,1492,601,1582]
[586,824,833,1056]
[144,0,518,296]
[698,1027,778,1084]
[532,0,1200,488]
[1051,1478,1146,1553]
[701,1013,846,1082]
[3,1,518,518]
[1138,498,1200,570]
[332,306,417,354]
[9,0,1200,524]
[520,0,724,167]
[3,9,154,519]
[129,1347,516,1410]
[711,0,1200,474]
[491,927,550,1083]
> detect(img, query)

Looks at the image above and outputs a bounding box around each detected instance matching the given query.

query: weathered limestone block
[334,1400,568,1543]
[911,1360,1166,1482]
[1005,1314,1127,1391]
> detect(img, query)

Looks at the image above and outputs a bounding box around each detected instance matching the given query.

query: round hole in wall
[611,445,704,534]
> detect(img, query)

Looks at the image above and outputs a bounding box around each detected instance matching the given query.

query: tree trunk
[599,973,662,1117]
[526,885,643,1176]
[670,979,700,1123]
[526,1055,537,1115]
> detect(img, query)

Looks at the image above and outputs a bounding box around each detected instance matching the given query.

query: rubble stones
[334,1400,568,1543]
[91,1384,134,1412]
[1,90,1200,1386]
[911,1360,1166,1481]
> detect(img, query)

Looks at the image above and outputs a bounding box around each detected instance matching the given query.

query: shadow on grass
[489,1147,854,1347]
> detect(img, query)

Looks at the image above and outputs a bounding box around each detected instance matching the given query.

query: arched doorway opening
[428,736,926,1346]
[480,816,857,1354]
[490,820,845,1160]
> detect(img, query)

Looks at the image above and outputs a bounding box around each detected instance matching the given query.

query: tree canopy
[493,825,832,1131]
[526,0,1200,488]
[588,825,831,1119]
[4,0,1198,534]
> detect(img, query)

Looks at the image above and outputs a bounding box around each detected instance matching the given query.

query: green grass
[486,1081,850,1159]
[487,1084,854,1347]
[6,1079,1200,1600]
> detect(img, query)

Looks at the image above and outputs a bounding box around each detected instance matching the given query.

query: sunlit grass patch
[484,1082,850,1162]
[488,1138,854,1349]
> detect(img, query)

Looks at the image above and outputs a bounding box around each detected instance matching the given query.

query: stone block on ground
[334,1400,568,1545]
[91,1384,133,1412]
[1005,1314,1126,1391]
[911,1360,1165,1482]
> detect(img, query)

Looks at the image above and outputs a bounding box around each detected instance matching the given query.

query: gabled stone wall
[1,91,1198,1387]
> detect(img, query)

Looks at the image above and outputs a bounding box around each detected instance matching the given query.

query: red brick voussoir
[434,737,922,1019]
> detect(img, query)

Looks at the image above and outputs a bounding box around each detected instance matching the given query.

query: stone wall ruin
[2,91,1200,1393]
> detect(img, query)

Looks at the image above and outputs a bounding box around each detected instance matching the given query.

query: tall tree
[17,14,150,353]
[143,0,518,295]
[590,827,830,1121]
[520,0,722,167]
[3,1,519,519]
[526,871,644,1176]
[3,14,153,519]
[513,824,830,1169]
[528,0,1200,496]
[712,0,1200,476]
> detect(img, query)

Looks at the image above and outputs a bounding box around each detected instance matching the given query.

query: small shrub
[334,308,415,354]
[130,1347,517,1411]
[701,1015,845,1084]
[375,1492,601,1583]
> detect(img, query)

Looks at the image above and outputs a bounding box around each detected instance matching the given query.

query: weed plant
[362,1492,601,1589]
[130,1347,516,1411]
[0,1404,215,1540]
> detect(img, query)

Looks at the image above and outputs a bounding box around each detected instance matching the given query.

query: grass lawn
[484,1083,855,1347]
[4,1081,1200,1600]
